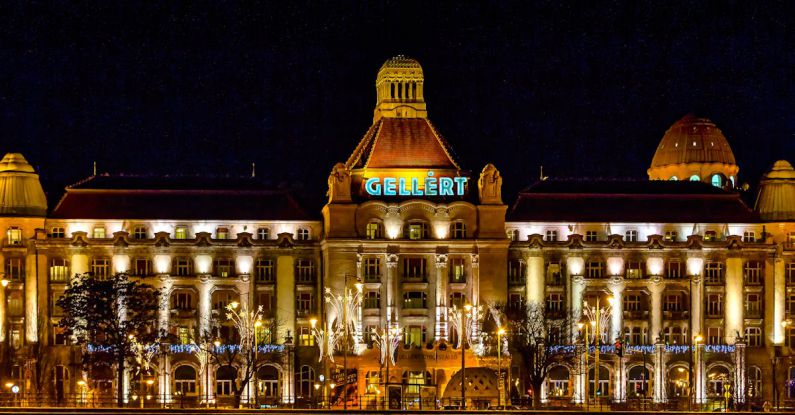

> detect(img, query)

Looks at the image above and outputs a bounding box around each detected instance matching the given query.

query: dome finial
[373,55,427,122]
[0,153,47,216]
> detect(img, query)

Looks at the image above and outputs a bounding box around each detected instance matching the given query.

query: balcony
[663,310,689,320]
[705,310,723,319]
[171,308,197,319]
[704,276,725,286]
[402,275,428,283]
[508,277,526,287]
[624,310,649,320]
[363,274,381,284]
[546,275,564,286]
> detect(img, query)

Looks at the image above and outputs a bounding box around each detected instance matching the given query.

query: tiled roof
[508,179,760,223]
[346,118,460,170]
[50,175,315,220]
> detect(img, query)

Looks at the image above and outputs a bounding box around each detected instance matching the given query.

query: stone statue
[327,162,352,203]
[478,163,502,204]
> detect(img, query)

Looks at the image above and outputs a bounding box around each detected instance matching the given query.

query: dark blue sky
[2,1,793,206]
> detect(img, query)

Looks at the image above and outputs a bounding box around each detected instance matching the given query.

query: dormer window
[451,222,467,239]
[585,231,598,242]
[297,228,310,241]
[704,231,717,241]
[625,230,638,242]
[132,226,147,240]
[257,228,270,240]
[174,226,188,240]
[664,231,678,242]
[366,222,383,239]
[49,227,65,239]
[743,231,756,243]
[6,227,22,246]
[545,230,558,242]
[92,227,106,239]
[406,221,429,240]
[216,227,230,240]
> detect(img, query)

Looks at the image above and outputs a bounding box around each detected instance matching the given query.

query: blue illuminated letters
[365,171,468,197]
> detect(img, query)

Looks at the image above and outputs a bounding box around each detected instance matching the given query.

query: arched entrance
[627,364,651,398]
[442,367,499,409]
[587,364,611,398]
[667,364,690,398]
[546,366,570,398]
[706,364,731,398]
[257,365,280,402]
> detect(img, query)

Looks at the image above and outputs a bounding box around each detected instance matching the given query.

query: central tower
[373,55,427,122]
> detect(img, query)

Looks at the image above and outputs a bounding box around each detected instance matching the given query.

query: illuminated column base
[733,341,747,404]
[158,353,171,403]
[571,351,586,404]
[694,345,706,404]
[435,306,448,342]
[653,342,666,403]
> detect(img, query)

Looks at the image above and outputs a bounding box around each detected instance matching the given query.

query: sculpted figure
[327,162,352,203]
[478,163,502,204]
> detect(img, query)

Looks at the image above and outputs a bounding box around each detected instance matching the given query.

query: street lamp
[461,303,472,409]
[254,319,263,408]
[497,327,506,408]
[581,295,615,405]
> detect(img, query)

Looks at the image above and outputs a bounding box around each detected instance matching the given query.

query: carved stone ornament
[327,162,352,203]
[435,254,448,268]
[386,253,399,268]
[478,163,502,205]
[470,254,479,268]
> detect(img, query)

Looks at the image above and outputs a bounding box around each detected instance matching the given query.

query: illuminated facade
[0,56,793,408]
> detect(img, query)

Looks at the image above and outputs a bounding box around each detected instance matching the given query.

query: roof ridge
[362,119,385,169]
[345,120,382,169]
[424,118,461,170]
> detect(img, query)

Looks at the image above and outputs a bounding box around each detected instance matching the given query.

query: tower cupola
[373,55,427,122]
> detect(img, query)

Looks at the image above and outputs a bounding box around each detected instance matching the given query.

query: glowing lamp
[310,318,318,329]
[146,379,154,385]
[154,255,171,274]
[0,279,8,287]
[236,255,253,274]
[254,320,263,328]
[213,340,221,348]
[606,257,623,276]
[497,327,505,336]
[567,257,584,275]
[647,257,664,276]
[694,334,703,343]
[384,223,400,240]
[229,301,239,310]
[194,255,212,274]
[463,304,472,312]
[355,282,364,292]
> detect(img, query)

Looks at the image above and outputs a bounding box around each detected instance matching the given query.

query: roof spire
[373,55,427,122]
[251,162,256,178]
[93,161,97,176]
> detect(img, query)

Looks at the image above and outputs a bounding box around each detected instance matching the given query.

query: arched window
[216,366,237,396]
[547,366,570,397]
[365,221,383,239]
[730,176,735,187]
[257,366,279,398]
[748,366,762,398]
[588,365,611,397]
[627,365,650,398]
[669,176,678,181]
[390,83,395,99]
[174,365,197,396]
[297,365,315,398]
[711,174,723,187]
[689,175,700,181]
[404,221,429,240]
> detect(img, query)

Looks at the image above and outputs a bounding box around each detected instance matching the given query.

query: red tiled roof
[508,180,761,223]
[346,118,460,169]
[50,176,315,220]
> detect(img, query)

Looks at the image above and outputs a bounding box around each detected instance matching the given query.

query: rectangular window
[407,222,428,240]
[174,226,188,240]
[365,222,382,239]
[586,260,603,278]
[296,228,310,240]
[787,263,795,285]
[363,258,381,282]
[625,230,638,242]
[298,326,314,346]
[545,230,558,242]
[53,326,67,345]
[508,293,524,311]
[10,328,21,349]
[625,261,644,279]
[787,327,795,349]
[708,326,723,345]
[404,326,425,348]
[706,294,723,317]
[174,257,192,276]
[449,292,466,309]
[624,294,641,312]
[173,292,193,310]
[665,259,684,279]
[257,227,270,240]
[296,292,312,316]
[743,231,756,243]
[508,259,525,285]
[49,258,70,282]
[5,257,24,281]
[787,294,795,317]
[745,293,762,317]
[364,291,380,309]
[8,292,23,316]
[705,261,724,284]
[402,257,427,281]
[49,227,65,238]
[6,227,22,245]
[214,257,234,278]
[704,230,717,241]
[451,222,467,239]
[255,259,275,283]
[545,293,563,313]
[257,292,274,315]
[745,327,762,347]
[585,231,598,242]
[449,258,466,283]
[133,258,151,276]
[664,231,678,242]
[216,227,230,239]
[403,292,427,309]
[296,259,315,283]
[132,226,147,239]
[92,227,106,239]
[664,293,682,312]
[91,258,110,280]
[744,260,763,285]
[178,327,190,345]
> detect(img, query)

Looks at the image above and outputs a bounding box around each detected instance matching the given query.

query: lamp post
[461,303,472,409]
[581,295,615,405]
[497,327,505,408]
[253,319,262,408]
[309,317,326,408]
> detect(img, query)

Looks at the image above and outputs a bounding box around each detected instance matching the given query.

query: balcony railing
[663,310,689,320]
[623,310,649,319]
[402,275,428,283]
[363,274,381,283]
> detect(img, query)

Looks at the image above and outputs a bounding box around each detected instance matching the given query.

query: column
[568,255,585,343]
[653,341,666,403]
[768,256,785,344]
[70,252,89,276]
[385,254,398,328]
[572,347,585,403]
[276,256,295,342]
[355,254,364,349]
[434,254,448,341]
[470,253,480,343]
[734,340,747,403]
[724,257,744,344]
[198,279,212,338]
[157,276,172,342]
[614,356,625,402]
[526,254,545,306]
[608,276,625,343]
[694,342,706,403]
[687,257,704,338]
[649,278,665,343]
[25,252,39,343]
[159,351,171,404]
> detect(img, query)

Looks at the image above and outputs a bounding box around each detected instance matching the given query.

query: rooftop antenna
[251,162,256,178]
[93,161,97,176]
[540,165,549,181]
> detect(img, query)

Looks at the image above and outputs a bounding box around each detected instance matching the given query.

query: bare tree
[506,302,576,409]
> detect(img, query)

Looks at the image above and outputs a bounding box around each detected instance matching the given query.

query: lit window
[406,222,429,240]
[664,231,678,242]
[585,231,598,242]
[6,227,22,245]
[365,222,382,239]
[669,176,678,181]
[403,326,426,347]
[451,222,467,239]
[745,327,762,347]
[5,257,24,281]
[704,230,717,241]
[255,259,274,283]
[298,327,314,347]
[449,258,466,283]
[545,230,558,242]
[216,227,230,240]
[92,227,106,239]
[132,226,147,240]
[213,257,234,278]
[49,227,65,238]
[49,258,70,282]
[743,231,756,243]
[689,175,700,181]
[174,226,188,240]
[133,258,152,276]
[257,227,270,240]
[363,258,381,282]
[625,261,644,279]
[711,174,722,187]
[91,258,110,280]
[625,230,637,242]
[296,228,310,241]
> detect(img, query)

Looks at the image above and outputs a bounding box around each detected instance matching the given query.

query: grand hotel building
[0,56,793,408]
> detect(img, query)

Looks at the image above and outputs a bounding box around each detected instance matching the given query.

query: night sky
[2,1,793,208]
